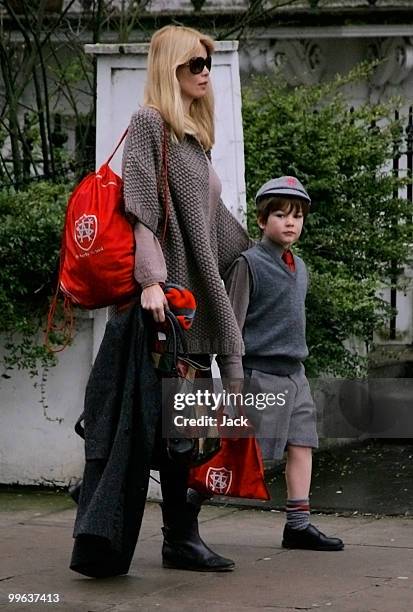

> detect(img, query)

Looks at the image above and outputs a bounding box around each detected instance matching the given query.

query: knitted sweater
[132,156,222,290]
[122,106,251,355]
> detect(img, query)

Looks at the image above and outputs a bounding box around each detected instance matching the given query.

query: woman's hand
[141,283,168,323]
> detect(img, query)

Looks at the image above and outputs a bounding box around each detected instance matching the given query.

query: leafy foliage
[242,66,413,376]
[0,181,70,374]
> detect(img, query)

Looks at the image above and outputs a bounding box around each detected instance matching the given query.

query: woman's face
[176,43,211,110]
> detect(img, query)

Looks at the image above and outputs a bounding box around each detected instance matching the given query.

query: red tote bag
[188,418,270,500]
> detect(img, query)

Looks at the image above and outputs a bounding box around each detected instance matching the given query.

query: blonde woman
[122,25,250,571]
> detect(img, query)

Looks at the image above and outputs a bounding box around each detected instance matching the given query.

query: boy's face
[258,208,304,248]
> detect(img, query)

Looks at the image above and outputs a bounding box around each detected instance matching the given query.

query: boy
[219,176,344,551]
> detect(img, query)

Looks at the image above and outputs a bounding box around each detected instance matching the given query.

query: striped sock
[286,498,310,531]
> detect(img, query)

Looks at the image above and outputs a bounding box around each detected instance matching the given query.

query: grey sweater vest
[242,240,309,375]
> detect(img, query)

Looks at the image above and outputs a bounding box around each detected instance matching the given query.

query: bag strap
[105,128,129,166]
[159,124,169,246]
[44,289,74,353]
[165,309,188,359]
[74,411,85,439]
[106,122,170,243]
[164,310,210,373]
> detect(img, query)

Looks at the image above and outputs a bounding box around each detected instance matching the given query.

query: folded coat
[70,304,161,578]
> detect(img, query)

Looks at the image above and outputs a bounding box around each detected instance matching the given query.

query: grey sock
[286,498,310,531]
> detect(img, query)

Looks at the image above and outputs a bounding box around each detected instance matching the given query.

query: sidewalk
[0,495,412,611]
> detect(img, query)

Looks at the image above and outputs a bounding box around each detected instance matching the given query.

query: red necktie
[282,250,295,272]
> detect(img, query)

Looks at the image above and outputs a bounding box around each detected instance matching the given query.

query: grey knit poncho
[122,106,250,355]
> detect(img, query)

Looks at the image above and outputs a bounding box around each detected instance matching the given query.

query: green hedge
[0,181,69,374]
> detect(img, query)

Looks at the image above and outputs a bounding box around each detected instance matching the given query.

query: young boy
[219,176,344,551]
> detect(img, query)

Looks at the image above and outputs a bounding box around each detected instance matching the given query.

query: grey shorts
[244,365,319,461]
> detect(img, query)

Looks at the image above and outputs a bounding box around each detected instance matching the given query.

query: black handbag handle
[164,309,210,373]
[165,309,188,362]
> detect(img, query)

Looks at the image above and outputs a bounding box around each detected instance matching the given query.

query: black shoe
[282,524,344,551]
[161,503,235,572]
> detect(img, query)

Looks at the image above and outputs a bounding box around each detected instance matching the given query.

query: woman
[122,25,250,572]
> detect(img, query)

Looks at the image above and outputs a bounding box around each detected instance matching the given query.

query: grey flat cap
[255,176,311,205]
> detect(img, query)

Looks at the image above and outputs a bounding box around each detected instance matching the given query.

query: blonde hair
[144,25,215,150]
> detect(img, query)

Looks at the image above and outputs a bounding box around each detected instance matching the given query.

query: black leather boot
[161,502,235,571]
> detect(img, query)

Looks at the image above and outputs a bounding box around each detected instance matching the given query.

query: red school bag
[188,409,270,501]
[58,129,134,309]
[58,125,169,310]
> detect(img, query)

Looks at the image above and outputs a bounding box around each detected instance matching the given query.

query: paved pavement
[1,497,412,612]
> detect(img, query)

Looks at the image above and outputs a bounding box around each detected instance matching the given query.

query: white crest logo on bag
[74,214,98,251]
[206,467,232,495]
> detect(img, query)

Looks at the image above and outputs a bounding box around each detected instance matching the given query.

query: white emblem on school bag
[74,214,98,251]
[206,467,232,495]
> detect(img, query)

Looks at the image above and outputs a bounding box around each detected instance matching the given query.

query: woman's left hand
[141,283,168,323]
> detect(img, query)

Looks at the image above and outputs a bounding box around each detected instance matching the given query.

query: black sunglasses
[184,55,212,75]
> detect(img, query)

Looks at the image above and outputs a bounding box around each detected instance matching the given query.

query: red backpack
[59,126,168,309]
[46,126,169,346]
[59,130,135,309]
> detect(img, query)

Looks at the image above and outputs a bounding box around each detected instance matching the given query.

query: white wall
[0,318,93,486]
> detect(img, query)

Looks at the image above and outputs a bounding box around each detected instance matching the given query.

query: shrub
[0,181,69,374]
[242,66,413,377]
